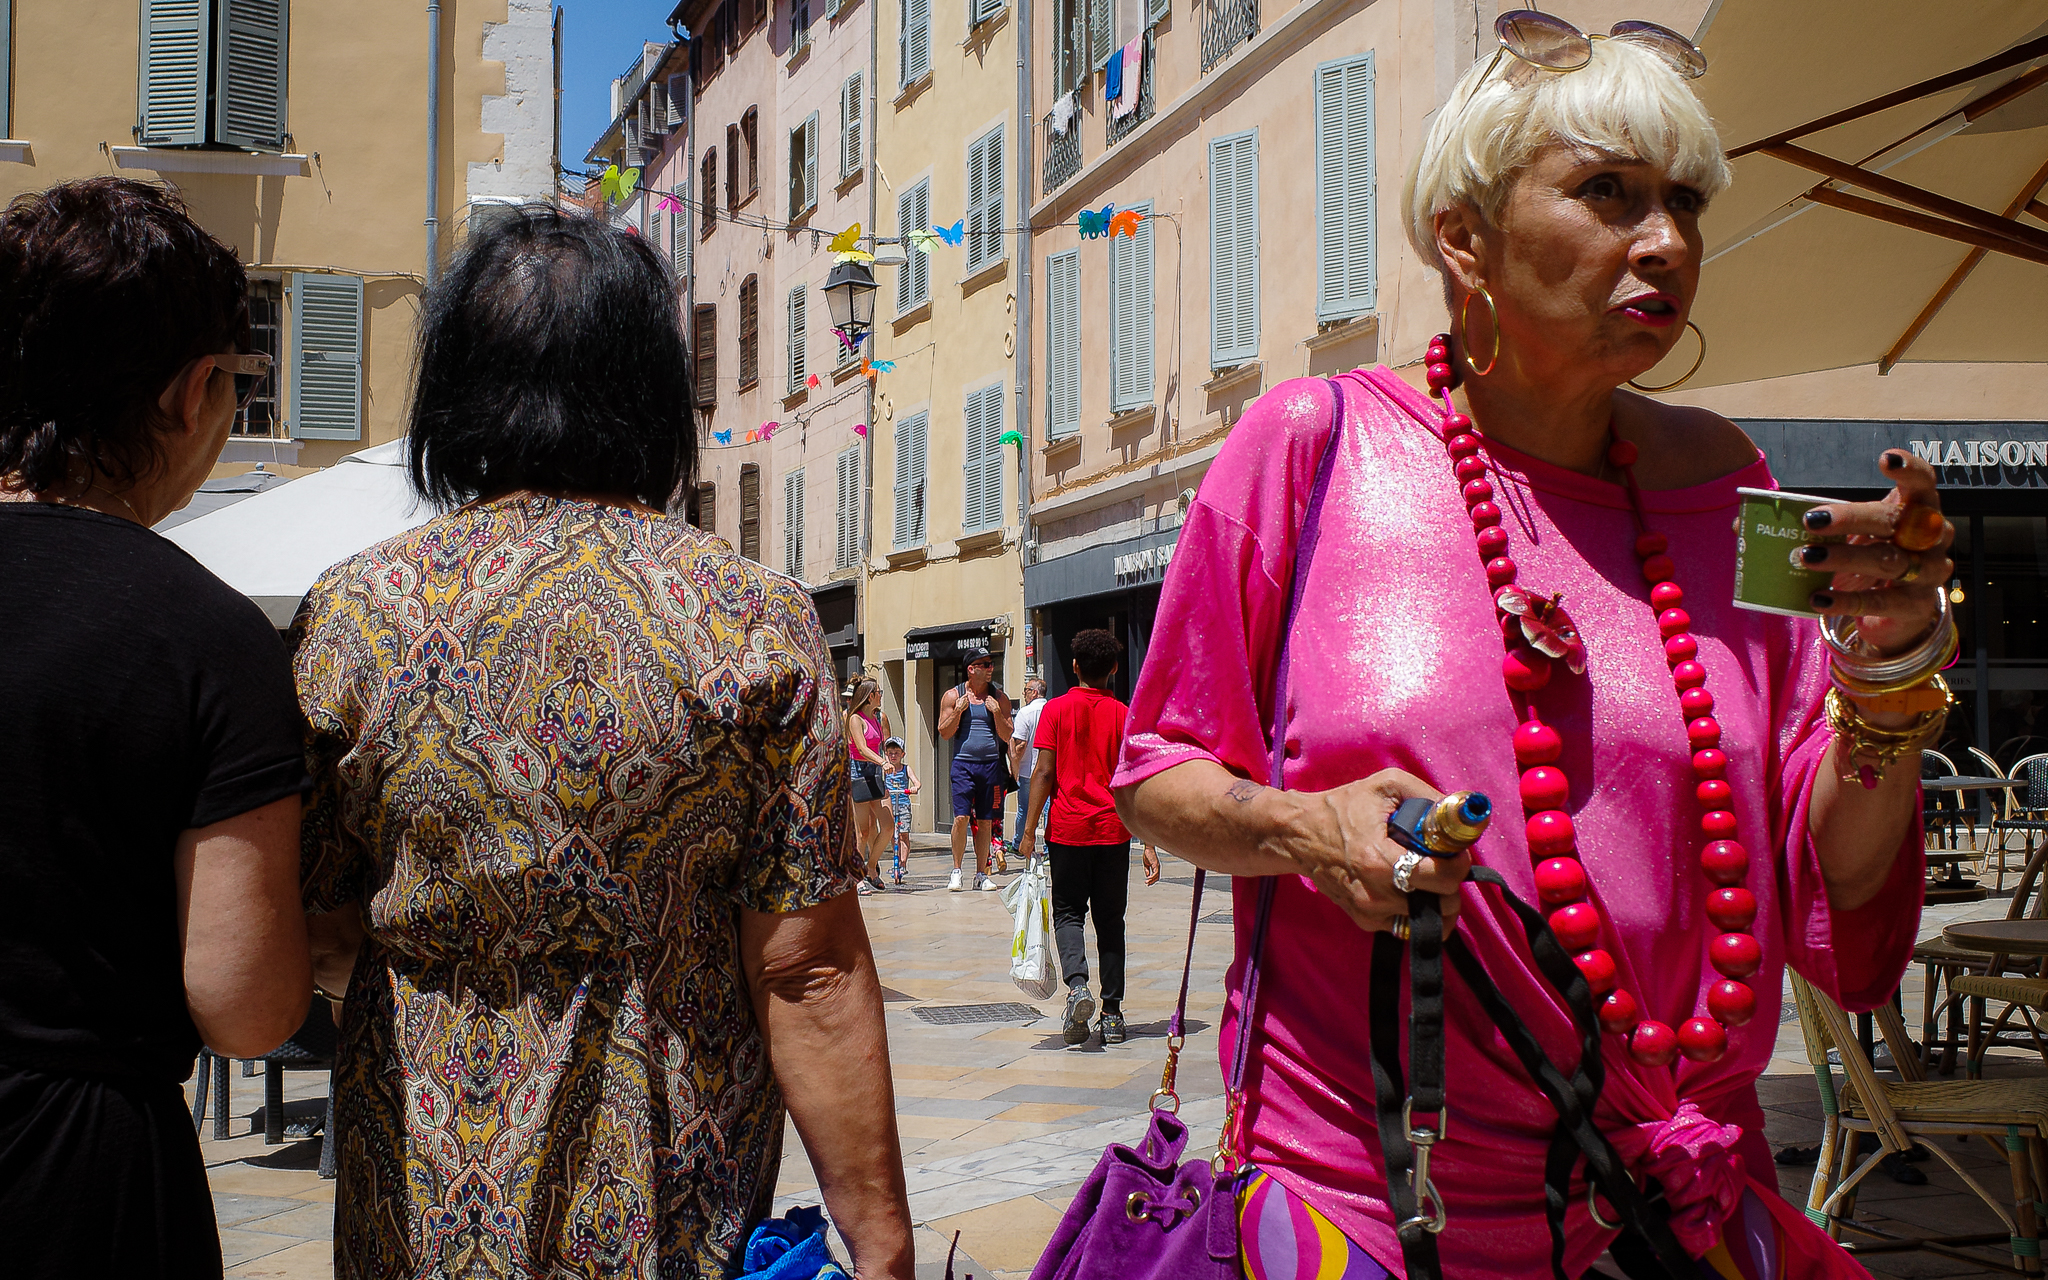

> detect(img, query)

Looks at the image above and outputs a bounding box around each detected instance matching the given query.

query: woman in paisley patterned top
[291,208,914,1280]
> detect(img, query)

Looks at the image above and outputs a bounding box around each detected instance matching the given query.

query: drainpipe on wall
[1014,0,1034,675]
[425,0,444,288]
[862,0,880,675]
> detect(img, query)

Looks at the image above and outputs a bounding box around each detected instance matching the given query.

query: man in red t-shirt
[1018,629,1160,1046]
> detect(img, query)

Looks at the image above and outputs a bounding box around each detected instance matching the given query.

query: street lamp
[822,259,878,343]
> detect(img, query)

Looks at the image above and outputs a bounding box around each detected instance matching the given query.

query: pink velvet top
[1113,368,1923,1276]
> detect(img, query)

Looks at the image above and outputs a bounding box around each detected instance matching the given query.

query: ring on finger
[1392,850,1425,894]
[1390,915,1411,942]
[1895,552,1923,585]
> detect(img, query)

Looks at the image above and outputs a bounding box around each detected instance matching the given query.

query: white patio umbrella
[1648,1,2048,389]
[163,439,436,627]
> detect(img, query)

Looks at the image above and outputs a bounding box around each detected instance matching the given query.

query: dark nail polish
[1811,592,1834,609]
[1803,509,1833,530]
[1884,451,1906,469]
[1800,545,1828,565]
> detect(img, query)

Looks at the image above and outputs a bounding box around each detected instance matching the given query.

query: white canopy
[164,439,436,627]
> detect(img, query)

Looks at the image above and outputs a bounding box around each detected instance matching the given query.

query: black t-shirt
[0,503,305,1082]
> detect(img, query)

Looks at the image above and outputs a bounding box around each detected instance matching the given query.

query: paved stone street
[187,837,2032,1278]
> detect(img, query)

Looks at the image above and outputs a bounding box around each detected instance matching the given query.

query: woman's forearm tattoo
[1226,779,1262,804]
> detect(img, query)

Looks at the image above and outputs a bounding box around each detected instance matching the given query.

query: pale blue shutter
[803,112,819,211]
[1315,53,1376,321]
[967,127,1003,272]
[1089,0,1111,69]
[840,72,863,178]
[671,187,690,276]
[784,468,805,577]
[215,0,288,151]
[787,284,807,393]
[836,446,860,567]
[893,411,928,549]
[902,0,931,85]
[1046,250,1080,437]
[975,384,1005,530]
[138,0,210,146]
[290,272,363,440]
[1110,201,1154,411]
[1210,130,1259,367]
[897,181,930,312]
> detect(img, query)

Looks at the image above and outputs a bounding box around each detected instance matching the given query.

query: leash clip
[1397,1098,1449,1237]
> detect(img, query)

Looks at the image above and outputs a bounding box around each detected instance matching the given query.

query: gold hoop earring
[1627,321,1707,394]
[1459,288,1501,377]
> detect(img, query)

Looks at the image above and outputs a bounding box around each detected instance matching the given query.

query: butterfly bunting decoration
[907,229,941,256]
[833,327,867,353]
[999,429,1024,449]
[1109,209,1143,238]
[656,193,685,214]
[713,429,733,445]
[853,423,869,437]
[759,422,779,440]
[828,224,874,264]
[932,220,965,246]
[806,374,821,390]
[870,359,895,373]
[1077,205,1115,239]
[599,164,641,204]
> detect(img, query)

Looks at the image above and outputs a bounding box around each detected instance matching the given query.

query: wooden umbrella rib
[1880,154,2048,373]
[1763,143,2048,257]
[1801,187,2048,267]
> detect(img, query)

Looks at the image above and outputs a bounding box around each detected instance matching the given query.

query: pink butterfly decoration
[853,423,869,437]
[1496,586,1586,675]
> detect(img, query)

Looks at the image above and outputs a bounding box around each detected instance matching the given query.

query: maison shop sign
[1113,540,1176,585]
[1742,420,2048,494]
[1906,438,2048,469]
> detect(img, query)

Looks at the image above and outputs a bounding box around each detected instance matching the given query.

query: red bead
[1640,554,1676,584]
[1629,1019,1679,1067]
[1534,856,1586,906]
[1455,455,1488,483]
[1503,647,1552,691]
[1470,501,1502,530]
[1707,979,1756,1027]
[1549,903,1601,952]
[1700,840,1748,885]
[1709,931,1762,979]
[1427,338,1449,357]
[1678,1017,1728,1063]
[1686,717,1721,750]
[1598,988,1640,1035]
[1692,748,1727,780]
[1514,721,1563,766]
[1634,532,1669,557]
[1701,810,1738,840]
[1705,887,1757,931]
[1462,478,1494,505]
[1680,687,1716,719]
[1500,613,1524,645]
[1696,779,1732,808]
[1650,581,1684,610]
[1446,432,1481,458]
[1441,413,1472,433]
[1486,557,1518,588]
[1574,948,1619,995]
[1607,439,1639,467]
[1476,525,1509,558]
[1665,634,1698,666]
[1520,766,1570,813]
[1426,362,1455,389]
[1671,660,1706,690]
[1527,810,1577,856]
[1658,608,1691,639]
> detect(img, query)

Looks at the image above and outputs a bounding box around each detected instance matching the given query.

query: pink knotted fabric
[1634,1103,1746,1257]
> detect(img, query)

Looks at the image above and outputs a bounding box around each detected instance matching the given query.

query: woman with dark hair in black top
[0,177,313,1277]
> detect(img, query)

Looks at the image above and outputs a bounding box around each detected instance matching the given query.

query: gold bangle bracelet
[1830,628,1959,698]
[1825,677,1952,784]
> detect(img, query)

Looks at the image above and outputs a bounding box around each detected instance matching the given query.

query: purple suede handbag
[1026,381,1346,1280]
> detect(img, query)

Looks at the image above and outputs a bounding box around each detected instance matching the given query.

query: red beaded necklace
[1424,335,1759,1068]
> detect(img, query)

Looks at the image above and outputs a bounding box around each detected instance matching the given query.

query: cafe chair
[1924,751,1970,853]
[1959,972,2048,1078]
[1791,972,2047,1275]
[1970,749,2024,891]
[1918,844,2048,1075]
[1993,756,2048,871]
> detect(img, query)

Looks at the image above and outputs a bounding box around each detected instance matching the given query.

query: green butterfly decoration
[1000,429,1024,449]
[600,163,641,204]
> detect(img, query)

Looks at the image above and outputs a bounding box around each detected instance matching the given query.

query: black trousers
[1047,840,1131,1004]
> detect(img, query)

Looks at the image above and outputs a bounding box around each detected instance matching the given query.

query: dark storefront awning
[903,617,1004,662]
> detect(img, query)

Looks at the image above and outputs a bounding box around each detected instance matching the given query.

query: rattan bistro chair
[1918,844,2048,1074]
[1994,757,2048,868]
[1971,748,2024,891]
[1791,972,2047,1274]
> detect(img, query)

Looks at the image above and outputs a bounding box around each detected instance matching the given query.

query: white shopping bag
[1001,863,1058,1000]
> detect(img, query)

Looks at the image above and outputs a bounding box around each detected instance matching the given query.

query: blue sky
[557,2,681,170]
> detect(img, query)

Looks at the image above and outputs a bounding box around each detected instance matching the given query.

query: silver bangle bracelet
[1821,591,1954,683]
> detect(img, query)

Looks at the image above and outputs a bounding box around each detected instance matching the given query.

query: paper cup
[1733,487,1835,618]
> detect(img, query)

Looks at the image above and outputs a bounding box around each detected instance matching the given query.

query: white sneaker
[977,874,997,891]
[948,868,963,892]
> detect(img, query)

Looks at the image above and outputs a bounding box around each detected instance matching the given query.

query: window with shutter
[666,76,686,128]
[823,0,840,18]
[840,72,863,179]
[694,305,717,408]
[892,411,928,550]
[970,0,1004,30]
[962,382,1004,534]
[138,0,212,146]
[966,126,1003,273]
[216,0,288,152]
[738,277,759,387]
[1045,250,1080,437]
[787,285,807,394]
[901,0,930,86]
[727,124,741,212]
[739,464,761,560]
[743,107,759,197]
[784,469,805,578]
[835,446,860,568]
[288,272,362,441]
[896,180,931,314]
[1209,130,1259,367]
[1089,0,1112,70]
[649,81,668,136]
[1109,201,1155,412]
[702,151,718,237]
[1315,52,1376,322]
[695,482,717,534]
[671,187,691,275]
[791,0,811,54]
[803,112,819,213]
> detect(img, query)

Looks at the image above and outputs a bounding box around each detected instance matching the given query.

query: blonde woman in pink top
[1113,21,1946,1280]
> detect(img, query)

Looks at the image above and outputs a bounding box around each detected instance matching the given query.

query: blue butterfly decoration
[870,359,896,373]
[932,219,965,246]
[1077,205,1115,239]
[713,429,733,444]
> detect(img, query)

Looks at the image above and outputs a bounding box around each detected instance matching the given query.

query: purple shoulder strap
[1166,378,1348,1098]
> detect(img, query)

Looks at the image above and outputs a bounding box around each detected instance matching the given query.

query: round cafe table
[1941,919,2048,956]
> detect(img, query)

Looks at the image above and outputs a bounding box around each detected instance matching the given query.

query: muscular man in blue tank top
[935,647,1014,891]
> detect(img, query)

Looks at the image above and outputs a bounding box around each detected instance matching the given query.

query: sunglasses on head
[1484,10,1706,87]
[212,353,272,411]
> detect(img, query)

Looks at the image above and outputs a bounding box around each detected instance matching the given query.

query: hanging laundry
[1103,45,1124,105]
[1049,91,1079,137]
[1111,34,1145,118]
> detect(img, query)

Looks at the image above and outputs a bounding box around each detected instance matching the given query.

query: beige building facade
[0,0,559,478]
